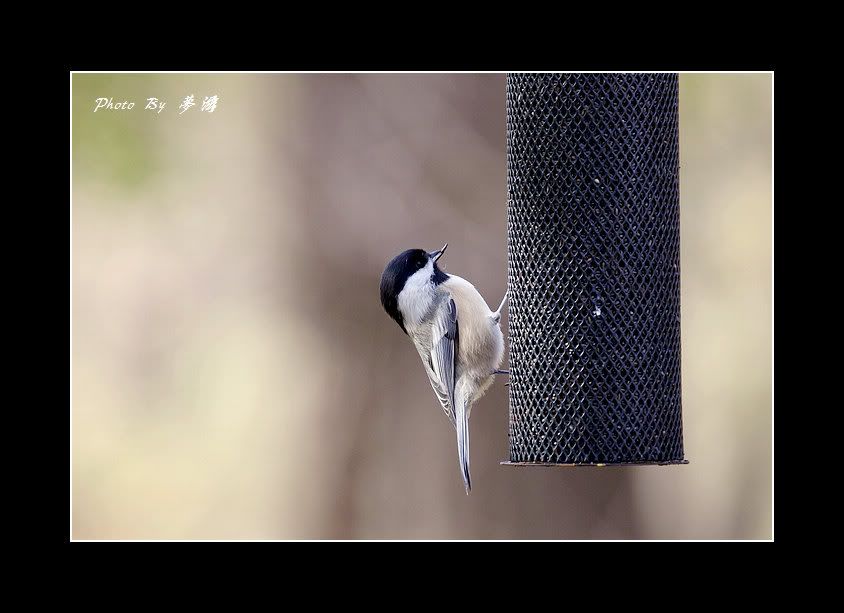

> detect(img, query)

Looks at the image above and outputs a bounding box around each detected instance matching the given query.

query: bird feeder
[503,73,687,467]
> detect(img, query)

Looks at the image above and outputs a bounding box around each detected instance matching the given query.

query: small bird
[380,243,507,494]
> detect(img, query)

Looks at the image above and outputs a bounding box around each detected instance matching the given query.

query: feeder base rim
[500,460,689,467]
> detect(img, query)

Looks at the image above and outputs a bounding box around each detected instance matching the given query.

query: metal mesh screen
[505,73,686,465]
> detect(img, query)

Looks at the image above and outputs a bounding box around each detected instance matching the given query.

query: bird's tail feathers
[456,399,471,494]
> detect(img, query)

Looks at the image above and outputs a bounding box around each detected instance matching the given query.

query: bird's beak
[429,243,448,263]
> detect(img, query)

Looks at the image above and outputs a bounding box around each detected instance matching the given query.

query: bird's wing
[426,296,459,427]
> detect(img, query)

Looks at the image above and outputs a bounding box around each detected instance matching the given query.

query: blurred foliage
[73,75,161,190]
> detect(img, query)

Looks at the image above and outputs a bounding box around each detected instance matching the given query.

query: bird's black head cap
[380,245,449,334]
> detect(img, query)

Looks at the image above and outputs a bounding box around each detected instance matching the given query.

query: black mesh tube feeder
[503,73,687,467]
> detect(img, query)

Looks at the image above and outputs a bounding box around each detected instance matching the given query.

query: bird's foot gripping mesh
[505,73,686,466]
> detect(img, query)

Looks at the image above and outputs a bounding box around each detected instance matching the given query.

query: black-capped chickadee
[380,243,507,494]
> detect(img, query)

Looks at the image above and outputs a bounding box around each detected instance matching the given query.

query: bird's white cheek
[398,265,435,328]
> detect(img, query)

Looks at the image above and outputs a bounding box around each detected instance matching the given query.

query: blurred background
[71,73,772,540]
